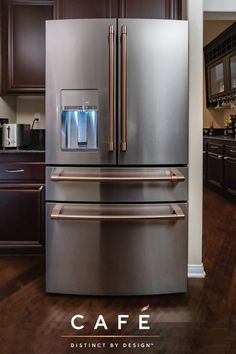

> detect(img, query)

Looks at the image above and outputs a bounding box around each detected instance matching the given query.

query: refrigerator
[45,19,188,295]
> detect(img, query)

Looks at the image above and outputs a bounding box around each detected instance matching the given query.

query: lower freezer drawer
[46,203,188,295]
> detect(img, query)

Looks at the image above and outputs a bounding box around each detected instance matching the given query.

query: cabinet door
[0,185,45,253]
[207,59,226,98]
[229,52,236,91]
[207,152,224,188]
[3,0,54,93]
[57,0,118,18]
[224,157,236,196]
[203,151,207,181]
[119,0,181,19]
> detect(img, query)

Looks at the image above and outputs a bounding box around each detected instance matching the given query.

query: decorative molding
[188,263,206,278]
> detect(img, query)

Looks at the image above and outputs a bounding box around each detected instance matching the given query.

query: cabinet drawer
[208,142,224,154]
[0,162,45,182]
[225,145,236,158]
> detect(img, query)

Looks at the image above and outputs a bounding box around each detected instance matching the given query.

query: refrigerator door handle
[51,204,185,221]
[108,25,115,152]
[121,25,127,152]
[50,168,185,182]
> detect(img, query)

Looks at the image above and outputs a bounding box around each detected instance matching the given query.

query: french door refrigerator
[46,19,188,295]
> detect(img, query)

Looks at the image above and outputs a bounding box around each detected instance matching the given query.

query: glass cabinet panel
[230,54,236,89]
[209,62,225,96]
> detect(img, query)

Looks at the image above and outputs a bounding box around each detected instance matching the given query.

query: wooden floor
[0,187,236,353]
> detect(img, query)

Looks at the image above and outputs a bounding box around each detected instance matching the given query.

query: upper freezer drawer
[46,166,188,202]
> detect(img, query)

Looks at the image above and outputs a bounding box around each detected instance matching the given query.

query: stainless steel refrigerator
[46,19,188,295]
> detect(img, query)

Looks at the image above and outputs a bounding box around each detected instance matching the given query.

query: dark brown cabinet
[2,0,54,94]
[207,152,224,188]
[204,22,236,106]
[204,138,236,200]
[56,0,117,18]
[118,0,181,19]
[57,0,182,19]
[1,0,181,94]
[224,157,236,196]
[0,153,45,254]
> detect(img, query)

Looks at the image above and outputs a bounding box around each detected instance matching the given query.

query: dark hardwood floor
[0,187,236,353]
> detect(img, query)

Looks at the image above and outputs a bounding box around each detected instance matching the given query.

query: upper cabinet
[208,59,226,98]
[229,51,236,90]
[56,0,118,19]
[1,0,55,94]
[204,21,236,107]
[57,0,182,19]
[1,0,181,94]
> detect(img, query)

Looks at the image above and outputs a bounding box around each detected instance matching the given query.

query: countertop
[203,135,236,143]
[0,149,45,154]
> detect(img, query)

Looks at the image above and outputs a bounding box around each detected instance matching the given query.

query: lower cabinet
[0,153,45,254]
[204,138,236,200]
[0,184,44,252]
[224,157,236,196]
[203,151,207,181]
[207,152,224,188]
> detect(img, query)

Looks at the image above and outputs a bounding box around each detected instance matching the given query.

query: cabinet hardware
[5,169,24,173]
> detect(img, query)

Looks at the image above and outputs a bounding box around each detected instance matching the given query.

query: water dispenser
[61,90,98,150]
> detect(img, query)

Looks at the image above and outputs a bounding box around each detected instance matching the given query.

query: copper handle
[108,25,114,152]
[121,25,127,152]
[50,169,185,183]
[51,204,185,221]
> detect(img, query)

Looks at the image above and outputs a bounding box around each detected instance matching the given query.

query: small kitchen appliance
[2,124,31,148]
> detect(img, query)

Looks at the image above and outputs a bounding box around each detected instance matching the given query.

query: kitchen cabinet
[229,51,236,91]
[1,0,54,94]
[204,138,236,200]
[224,144,236,196]
[203,141,207,181]
[204,22,236,106]
[224,157,236,196]
[0,153,45,254]
[57,0,182,19]
[207,152,224,188]
[207,59,226,99]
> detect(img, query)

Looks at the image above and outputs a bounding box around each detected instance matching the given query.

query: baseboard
[188,263,206,278]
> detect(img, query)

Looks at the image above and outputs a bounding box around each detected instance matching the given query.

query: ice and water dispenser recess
[61,89,98,150]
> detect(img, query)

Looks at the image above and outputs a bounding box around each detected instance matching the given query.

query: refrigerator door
[46,19,116,165]
[46,203,188,295]
[118,19,188,165]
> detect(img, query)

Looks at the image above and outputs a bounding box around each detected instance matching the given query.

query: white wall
[187,0,205,276]
[204,0,236,12]
[16,96,45,129]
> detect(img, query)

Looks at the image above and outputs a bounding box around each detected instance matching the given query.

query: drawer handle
[230,149,236,153]
[50,169,185,183]
[5,169,25,173]
[51,204,185,221]
[211,146,219,149]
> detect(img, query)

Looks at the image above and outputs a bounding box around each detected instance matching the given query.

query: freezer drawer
[46,166,188,203]
[46,203,188,295]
